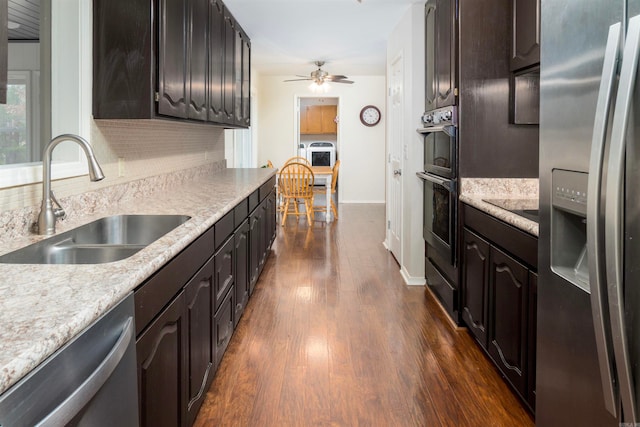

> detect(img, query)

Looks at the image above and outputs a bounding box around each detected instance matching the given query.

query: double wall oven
[417,105,458,317]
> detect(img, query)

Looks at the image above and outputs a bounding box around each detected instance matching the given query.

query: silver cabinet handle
[605,14,640,425]
[393,169,402,176]
[35,317,134,427]
[587,21,621,418]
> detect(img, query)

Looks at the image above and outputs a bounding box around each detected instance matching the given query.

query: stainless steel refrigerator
[539,0,640,425]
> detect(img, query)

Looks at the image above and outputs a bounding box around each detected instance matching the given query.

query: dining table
[310,165,333,222]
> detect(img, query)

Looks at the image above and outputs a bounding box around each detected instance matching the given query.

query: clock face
[360,105,381,126]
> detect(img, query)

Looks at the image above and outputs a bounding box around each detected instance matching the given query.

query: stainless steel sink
[0,214,191,264]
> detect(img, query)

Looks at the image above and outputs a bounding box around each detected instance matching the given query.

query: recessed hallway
[194,204,534,426]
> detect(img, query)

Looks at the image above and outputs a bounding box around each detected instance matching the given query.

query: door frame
[293,94,342,201]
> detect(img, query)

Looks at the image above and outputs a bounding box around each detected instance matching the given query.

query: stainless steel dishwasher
[0,293,139,426]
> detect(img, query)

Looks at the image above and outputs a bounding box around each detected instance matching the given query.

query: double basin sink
[0,214,191,264]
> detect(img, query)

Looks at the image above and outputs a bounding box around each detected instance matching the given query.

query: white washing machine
[306,141,336,167]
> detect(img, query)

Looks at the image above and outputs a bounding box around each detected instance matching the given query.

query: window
[0,71,37,165]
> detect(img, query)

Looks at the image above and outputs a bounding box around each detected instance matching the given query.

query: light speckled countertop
[0,168,276,395]
[459,178,539,236]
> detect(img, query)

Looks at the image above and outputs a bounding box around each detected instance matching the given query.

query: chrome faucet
[37,134,105,235]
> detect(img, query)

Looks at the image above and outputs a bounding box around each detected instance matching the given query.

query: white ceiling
[223,0,423,78]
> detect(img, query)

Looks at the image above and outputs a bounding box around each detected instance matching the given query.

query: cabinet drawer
[215,210,235,249]
[463,204,537,268]
[248,189,259,213]
[259,176,276,202]
[135,226,214,336]
[214,235,235,312]
[234,198,248,227]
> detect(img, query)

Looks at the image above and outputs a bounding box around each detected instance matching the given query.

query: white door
[387,54,403,261]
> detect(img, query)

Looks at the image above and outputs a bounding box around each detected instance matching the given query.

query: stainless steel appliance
[417,104,458,317]
[538,1,640,425]
[0,293,139,426]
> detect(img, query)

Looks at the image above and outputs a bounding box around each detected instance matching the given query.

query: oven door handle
[416,125,456,137]
[416,172,455,192]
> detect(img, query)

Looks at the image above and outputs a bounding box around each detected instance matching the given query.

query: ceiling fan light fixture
[309,81,330,93]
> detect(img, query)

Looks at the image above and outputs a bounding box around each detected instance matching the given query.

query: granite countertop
[0,168,276,395]
[459,178,539,237]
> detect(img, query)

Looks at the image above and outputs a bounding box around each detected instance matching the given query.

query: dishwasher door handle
[35,317,134,427]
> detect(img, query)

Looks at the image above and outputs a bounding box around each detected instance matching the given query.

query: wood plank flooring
[194,204,534,427]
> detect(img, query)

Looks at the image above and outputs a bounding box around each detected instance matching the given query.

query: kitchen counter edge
[0,168,277,395]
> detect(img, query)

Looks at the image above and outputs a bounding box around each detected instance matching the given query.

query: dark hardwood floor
[194,204,534,426]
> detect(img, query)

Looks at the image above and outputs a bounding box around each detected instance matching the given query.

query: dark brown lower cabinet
[135,180,276,427]
[461,203,537,413]
[214,286,235,368]
[461,229,490,347]
[185,258,215,426]
[234,219,250,327]
[527,271,537,409]
[137,291,188,427]
[488,246,528,397]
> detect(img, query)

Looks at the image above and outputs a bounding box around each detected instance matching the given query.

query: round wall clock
[359,105,381,127]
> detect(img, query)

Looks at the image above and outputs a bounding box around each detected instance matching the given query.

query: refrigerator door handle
[605,14,640,424]
[587,21,622,418]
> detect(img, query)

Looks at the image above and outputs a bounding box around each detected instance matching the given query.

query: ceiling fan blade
[326,74,348,80]
[283,78,313,82]
[333,80,354,84]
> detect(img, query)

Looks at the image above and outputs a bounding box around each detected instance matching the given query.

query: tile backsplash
[0,119,226,237]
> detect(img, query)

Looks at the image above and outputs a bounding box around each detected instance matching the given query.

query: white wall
[256,75,386,203]
[387,3,426,284]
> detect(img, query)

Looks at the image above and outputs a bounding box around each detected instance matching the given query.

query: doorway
[296,97,339,167]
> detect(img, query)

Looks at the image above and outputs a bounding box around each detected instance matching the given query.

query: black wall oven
[417,105,459,321]
[417,105,457,264]
[417,171,456,264]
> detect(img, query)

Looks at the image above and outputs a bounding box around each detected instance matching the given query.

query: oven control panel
[421,106,457,126]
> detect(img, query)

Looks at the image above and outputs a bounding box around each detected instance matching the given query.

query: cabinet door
[320,105,337,133]
[208,0,225,122]
[185,257,215,426]
[137,291,187,427]
[241,36,251,126]
[215,236,235,312]
[214,285,235,368]
[488,246,528,396]
[435,0,456,108]
[267,190,277,246]
[424,0,456,111]
[188,0,208,121]
[424,0,437,111]
[305,106,323,134]
[158,0,188,118]
[510,0,540,71]
[233,28,243,123]
[527,270,537,410]
[223,10,235,122]
[249,205,263,294]
[234,219,250,326]
[461,229,490,348]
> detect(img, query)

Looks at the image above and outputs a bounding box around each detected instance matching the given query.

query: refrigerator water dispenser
[550,169,590,292]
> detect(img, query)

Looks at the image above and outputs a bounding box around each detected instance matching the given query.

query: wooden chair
[267,160,274,168]
[283,156,311,166]
[313,159,340,219]
[279,162,315,225]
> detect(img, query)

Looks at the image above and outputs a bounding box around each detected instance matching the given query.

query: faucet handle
[50,191,66,220]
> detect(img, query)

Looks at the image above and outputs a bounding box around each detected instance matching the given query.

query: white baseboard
[400,266,426,286]
[382,239,390,250]
[339,200,386,204]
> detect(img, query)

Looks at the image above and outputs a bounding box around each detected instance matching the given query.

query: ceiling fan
[284,61,354,85]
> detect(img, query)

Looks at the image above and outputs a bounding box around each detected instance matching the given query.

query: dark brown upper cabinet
[425,0,456,111]
[510,0,540,71]
[93,0,250,128]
